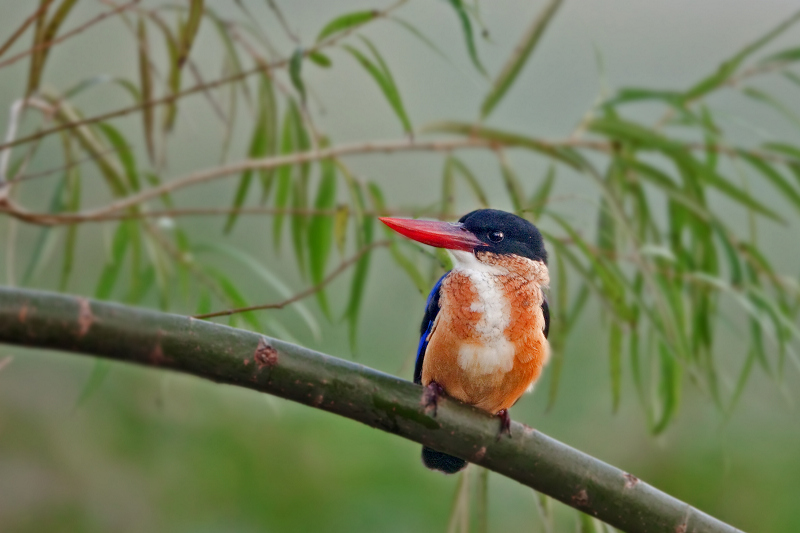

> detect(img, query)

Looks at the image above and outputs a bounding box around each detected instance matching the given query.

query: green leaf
[74,360,112,408]
[194,243,320,339]
[273,106,296,248]
[309,159,338,317]
[441,157,456,218]
[204,267,262,331]
[316,10,378,42]
[528,164,556,220]
[424,121,583,169]
[224,81,272,233]
[450,157,489,207]
[343,38,412,133]
[95,221,133,300]
[609,323,623,413]
[308,51,332,67]
[22,177,67,286]
[95,122,139,192]
[497,155,524,212]
[481,0,563,118]
[682,8,800,102]
[388,16,452,64]
[345,185,375,350]
[136,17,156,163]
[742,86,800,131]
[651,342,681,435]
[739,151,800,213]
[177,0,204,68]
[289,47,306,103]
[445,0,485,75]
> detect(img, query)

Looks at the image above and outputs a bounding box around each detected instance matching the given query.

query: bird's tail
[421,446,467,474]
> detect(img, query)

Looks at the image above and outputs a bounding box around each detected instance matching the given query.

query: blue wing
[414,273,448,384]
[542,294,550,339]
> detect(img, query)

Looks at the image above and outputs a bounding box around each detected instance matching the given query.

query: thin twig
[265,0,300,44]
[194,240,390,319]
[0,1,140,70]
[0,0,56,58]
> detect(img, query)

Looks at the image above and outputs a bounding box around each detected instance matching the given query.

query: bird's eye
[488,231,504,243]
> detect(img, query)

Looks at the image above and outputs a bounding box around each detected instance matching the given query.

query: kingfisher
[380,209,550,474]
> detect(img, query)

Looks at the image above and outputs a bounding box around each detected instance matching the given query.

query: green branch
[0,287,741,533]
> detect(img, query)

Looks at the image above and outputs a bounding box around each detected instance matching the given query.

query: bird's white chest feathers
[449,251,516,376]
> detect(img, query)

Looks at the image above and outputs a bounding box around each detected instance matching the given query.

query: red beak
[379,217,486,251]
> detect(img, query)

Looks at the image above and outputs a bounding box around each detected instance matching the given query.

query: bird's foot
[422,381,445,416]
[496,409,512,439]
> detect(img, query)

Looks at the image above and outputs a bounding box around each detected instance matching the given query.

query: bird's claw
[422,381,445,416]
[496,409,512,439]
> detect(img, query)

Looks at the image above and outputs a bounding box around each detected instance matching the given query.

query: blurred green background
[1,1,799,532]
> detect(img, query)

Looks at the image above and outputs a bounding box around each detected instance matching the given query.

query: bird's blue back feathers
[415,273,448,384]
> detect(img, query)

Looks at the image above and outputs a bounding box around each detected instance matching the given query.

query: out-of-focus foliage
[1,1,800,532]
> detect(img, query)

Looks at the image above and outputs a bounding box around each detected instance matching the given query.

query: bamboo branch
[0,286,742,533]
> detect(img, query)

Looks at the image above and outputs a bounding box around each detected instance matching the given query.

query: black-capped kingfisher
[380,209,550,474]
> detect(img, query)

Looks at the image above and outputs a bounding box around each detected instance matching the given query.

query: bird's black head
[379,209,547,264]
[459,209,547,264]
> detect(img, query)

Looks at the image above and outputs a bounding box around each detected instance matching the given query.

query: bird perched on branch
[380,209,550,474]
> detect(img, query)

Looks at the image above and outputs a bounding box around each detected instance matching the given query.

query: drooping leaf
[95,122,139,192]
[136,16,156,163]
[289,47,307,103]
[738,151,800,213]
[528,164,556,220]
[450,157,489,207]
[343,37,412,133]
[95,221,133,300]
[308,159,338,317]
[316,10,378,42]
[224,79,273,233]
[273,106,297,248]
[682,8,800,102]
[445,0,485,75]
[177,0,204,68]
[651,342,681,434]
[308,51,331,67]
[481,0,563,118]
[424,121,582,169]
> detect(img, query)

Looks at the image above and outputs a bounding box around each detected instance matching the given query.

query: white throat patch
[448,250,516,376]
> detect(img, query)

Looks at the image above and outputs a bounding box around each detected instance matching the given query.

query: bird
[380,209,550,474]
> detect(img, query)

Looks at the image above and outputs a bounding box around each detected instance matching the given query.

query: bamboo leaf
[682,9,800,102]
[742,86,800,131]
[739,151,800,213]
[177,0,204,68]
[343,38,412,133]
[308,159,338,317]
[204,267,262,331]
[137,17,156,163]
[345,186,374,350]
[224,87,271,233]
[289,47,307,103]
[388,16,452,63]
[74,360,112,408]
[651,342,681,435]
[445,0,485,75]
[528,165,556,220]
[497,155,524,212]
[441,157,456,218]
[450,157,489,207]
[316,10,378,42]
[370,183,428,295]
[481,0,563,118]
[22,177,67,286]
[609,323,623,412]
[424,121,583,169]
[194,243,320,339]
[95,122,139,192]
[308,51,332,67]
[95,222,132,300]
[334,205,349,255]
[273,107,296,248]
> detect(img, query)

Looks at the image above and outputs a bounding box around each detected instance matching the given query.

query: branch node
[77,298,94,338]
[255,337,278,369]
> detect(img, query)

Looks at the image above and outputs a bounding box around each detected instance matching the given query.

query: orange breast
[420,255,549,414]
